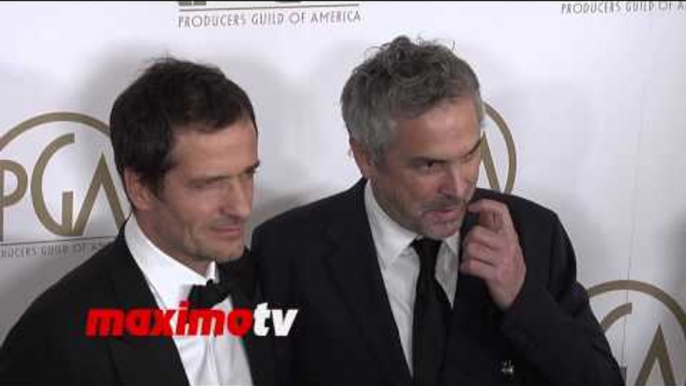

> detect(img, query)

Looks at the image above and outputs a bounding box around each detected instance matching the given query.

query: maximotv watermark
[86,302,298,337]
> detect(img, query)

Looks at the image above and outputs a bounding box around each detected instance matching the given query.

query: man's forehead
[392,112,480,154]
[167,126,257,170]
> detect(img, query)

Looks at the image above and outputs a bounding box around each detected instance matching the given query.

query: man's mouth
[212,225,244,237]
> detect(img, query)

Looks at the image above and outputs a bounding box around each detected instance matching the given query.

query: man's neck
[134,214,212,276]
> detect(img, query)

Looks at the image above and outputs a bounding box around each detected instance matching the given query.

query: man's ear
[349,138,377,179]
[124,168,155,211]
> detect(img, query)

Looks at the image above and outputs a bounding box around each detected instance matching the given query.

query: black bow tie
[187,278,237,309]
[186,251,251,309]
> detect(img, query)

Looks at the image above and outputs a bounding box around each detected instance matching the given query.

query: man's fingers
[463,225,501,250]
[468,199,514,234]
[462,241,498,266]
[459,256,495,281]
[479,210,499,231]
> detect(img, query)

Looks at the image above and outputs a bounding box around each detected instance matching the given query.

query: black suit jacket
[0,229,275,386]
[252,179,623,385]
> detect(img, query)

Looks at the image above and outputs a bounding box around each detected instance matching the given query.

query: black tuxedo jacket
[252,179,623,385]
[0,230,275,386]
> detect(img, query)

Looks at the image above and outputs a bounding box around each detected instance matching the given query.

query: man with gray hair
[253,36,623,385]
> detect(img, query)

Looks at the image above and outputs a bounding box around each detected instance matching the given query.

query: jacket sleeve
[499,214,625,385]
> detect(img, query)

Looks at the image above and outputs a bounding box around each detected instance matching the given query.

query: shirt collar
[125,215,218,309]
[364,181,460,268]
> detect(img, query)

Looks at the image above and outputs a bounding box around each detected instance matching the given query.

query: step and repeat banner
[1,2,684,384]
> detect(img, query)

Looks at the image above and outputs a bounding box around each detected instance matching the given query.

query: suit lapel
[105,232,190,386]
[323,180,413,386]
[443,191,506,383]
[221,249,276,386]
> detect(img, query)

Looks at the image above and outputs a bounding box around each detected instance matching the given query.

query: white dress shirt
[364,182,460,374]
[125,216,253,386]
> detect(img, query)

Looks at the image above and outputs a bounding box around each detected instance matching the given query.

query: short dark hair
[109,57,256,195]
[341,36,483,164]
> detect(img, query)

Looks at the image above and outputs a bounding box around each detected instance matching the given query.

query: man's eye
[191,180,221,190]
[419,161,441,172]
[191,181,210,189]
[463,150,479,161]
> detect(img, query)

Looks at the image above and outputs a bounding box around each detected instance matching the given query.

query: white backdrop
[1,2,685,385]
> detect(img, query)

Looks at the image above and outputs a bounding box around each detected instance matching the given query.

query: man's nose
[220,179,252,220]
[439,163,472,199]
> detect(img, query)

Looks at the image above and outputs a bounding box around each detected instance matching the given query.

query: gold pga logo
[589,280,686,385]
[480,102,517,194]
[0,112,126,242]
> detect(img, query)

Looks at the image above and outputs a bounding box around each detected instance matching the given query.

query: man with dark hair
[252,36,624,385]
[0,58,273,385]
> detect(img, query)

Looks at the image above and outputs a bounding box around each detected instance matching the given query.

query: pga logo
[1,112,127,243]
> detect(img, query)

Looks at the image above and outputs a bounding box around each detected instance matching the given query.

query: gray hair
[341,36,484,165]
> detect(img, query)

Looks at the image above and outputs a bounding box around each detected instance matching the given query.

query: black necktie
[411,238,451,386]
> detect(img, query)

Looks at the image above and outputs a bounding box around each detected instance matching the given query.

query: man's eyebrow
[465,136,483,156]
[409,156,445,165]
[189,160,261,183]
[408,137,483,165]
[245,160,261,172]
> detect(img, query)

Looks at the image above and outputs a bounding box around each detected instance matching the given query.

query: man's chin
[420,210,465,238]
[211,243,246,263]
[422,219,463,239]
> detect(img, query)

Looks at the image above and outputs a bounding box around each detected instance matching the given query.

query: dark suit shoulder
[10,241,116,324]
[255,186,351,236]
[251,183,364,306]
[24,239,121,319]
[0,239,126,384]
